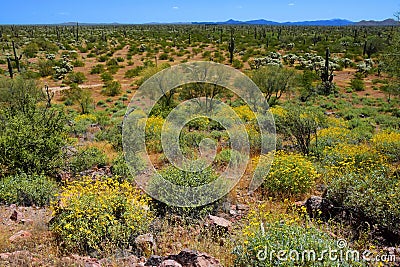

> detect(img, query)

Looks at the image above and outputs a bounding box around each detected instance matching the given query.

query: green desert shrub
[0,77,67,176]
[325,166,400,237]
[148,161,225,218]
[95,120,123,151]
[65,71,86,84]
[69,147,107,173]
[350,78,365,91]
[90,64,105,74]
[0,173,58,206]
[102,80,121,96]
[234,217,363,267]
[124,66,144,78]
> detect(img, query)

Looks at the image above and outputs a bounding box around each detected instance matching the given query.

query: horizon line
[0,17,398,26]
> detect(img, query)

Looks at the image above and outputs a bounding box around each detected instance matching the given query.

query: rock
[160,259,182,267]
[294,200,306,207]
[0,252,11,260]
[135,233,155,256]
[10,209,23,222]
[236,204,249,211]
[9,230,32,242]
[19,219,34,225]
[229,209,238,216]
[207,215,231,230]
[71,254,101,267]
[0,250,31,261]
[167,249,222,267]
[304,196,334,219]
[221,201,231,213]
[121,255,141,266]
[145,255,165,266]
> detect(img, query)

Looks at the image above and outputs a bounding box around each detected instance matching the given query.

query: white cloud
[288,3,295,6]
[236,5,243,9]
[172,6,179,9]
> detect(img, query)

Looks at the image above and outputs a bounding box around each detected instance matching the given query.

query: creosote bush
[147,161,225,219]
[69,146,107,173]
[50,177,155,254]
[326,166,400,237]
[0,173,58,206]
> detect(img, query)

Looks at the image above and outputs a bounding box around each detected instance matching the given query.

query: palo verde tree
[380,12,400,102]
[63,83,93,114]
[274,103,326,155]
[249,65,297,106]
[0,77,68,177]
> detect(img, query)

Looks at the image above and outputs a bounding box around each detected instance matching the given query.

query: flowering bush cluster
[261,151,319,197]
[50,177,155,253]
[371,131,400,162]
[234,204,362,267]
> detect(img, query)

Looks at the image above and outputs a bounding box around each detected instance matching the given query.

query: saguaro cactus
[7,57,13,78]
[11,40,22,72]
[228,29,235,64]
[319,47,334,95]
[76,22,79,42]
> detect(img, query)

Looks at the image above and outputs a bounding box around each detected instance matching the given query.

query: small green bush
[232,59,243,69]
[95,121,123,150]
[0,173,58,206]
[102,81,121,96]
[65,72,86,84]
[214,148,246,168]
[69,147,107,173]
[350,78,365,91]
[234,219,362,267]
[147,162,225,218]
[326,167,400,237]
[72,60,85,67]
[90,64,105,74]
[124,66,144,78]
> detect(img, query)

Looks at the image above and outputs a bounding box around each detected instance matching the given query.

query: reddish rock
[19,219,34,225]
[9,230,32,242]
[135,233,155,256]
[207,215,232,230]
[160,259,182,267]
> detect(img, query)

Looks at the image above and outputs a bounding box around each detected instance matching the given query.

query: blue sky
[0,0,399,24]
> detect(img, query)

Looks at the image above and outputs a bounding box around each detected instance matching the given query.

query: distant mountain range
[56,18,399,27]
[192,19,355,26]
[191,18,399,26]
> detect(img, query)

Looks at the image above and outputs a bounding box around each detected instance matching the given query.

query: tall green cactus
[76,22,79,42]
[7,57,13,78]
[11,40,22,72]
[319,47,334,95]
[228,29,235,64]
